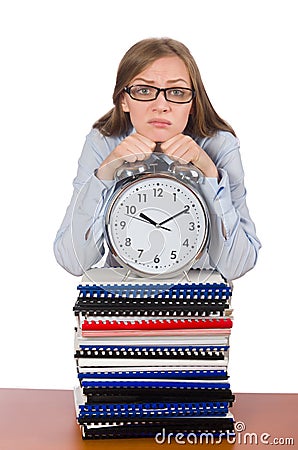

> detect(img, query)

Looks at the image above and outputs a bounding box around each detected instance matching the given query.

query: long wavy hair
[93,38,236,138]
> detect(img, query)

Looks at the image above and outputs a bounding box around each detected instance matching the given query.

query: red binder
[82,317,233,331]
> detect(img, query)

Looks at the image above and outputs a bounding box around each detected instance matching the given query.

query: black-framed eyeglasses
[124,84,195,104]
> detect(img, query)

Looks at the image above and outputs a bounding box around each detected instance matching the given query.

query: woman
[54,37,261,280]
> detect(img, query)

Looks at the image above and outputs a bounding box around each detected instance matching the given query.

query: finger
[113,139,144,160]
[120,134,155,160]
[133,133,156,150]
[160,134,182,152]
[161,136,195,163]
[161,135,192,154]
[130,134,156,158]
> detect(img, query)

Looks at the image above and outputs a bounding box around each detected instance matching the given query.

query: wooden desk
[0,389,297,449]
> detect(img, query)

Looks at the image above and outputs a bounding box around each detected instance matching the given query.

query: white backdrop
[0,0,297,392]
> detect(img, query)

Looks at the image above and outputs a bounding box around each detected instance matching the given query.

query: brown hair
[93,37,236,138]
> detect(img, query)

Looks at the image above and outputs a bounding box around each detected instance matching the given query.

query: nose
[151,91,171,112]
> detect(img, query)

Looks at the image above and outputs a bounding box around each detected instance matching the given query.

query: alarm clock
[104,153,209,278]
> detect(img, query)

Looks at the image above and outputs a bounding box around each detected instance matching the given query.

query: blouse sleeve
[53,130,118,276]
[197,132,261,280]
[54,129,261,280]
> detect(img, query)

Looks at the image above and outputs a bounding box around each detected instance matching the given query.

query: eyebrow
[132,77,189,85]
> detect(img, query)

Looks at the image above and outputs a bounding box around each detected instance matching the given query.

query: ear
[121,94,130,113]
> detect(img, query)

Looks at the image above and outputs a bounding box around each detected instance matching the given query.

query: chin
[144,130,175,143]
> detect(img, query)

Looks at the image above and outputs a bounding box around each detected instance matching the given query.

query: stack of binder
[73,268,235,440]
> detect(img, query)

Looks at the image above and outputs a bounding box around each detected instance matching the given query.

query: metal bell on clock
[115,160,150,181]
[168,161,203,184]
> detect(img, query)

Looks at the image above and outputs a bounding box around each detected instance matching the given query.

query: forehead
[131,56,191,85]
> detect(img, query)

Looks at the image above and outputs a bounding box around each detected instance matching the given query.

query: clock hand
[139,212,171,231]
[125,214,154,226]
[157,205,190,227]
[139,212,158,226]
[125,213,171,231]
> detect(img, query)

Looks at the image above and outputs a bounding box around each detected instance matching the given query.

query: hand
[160,134,219,179]
[139,212,171,231]
[124,212,171,231]
[157,205,190,227]
[96,133,155,180]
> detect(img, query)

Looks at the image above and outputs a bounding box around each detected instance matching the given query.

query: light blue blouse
[53,128,261,280]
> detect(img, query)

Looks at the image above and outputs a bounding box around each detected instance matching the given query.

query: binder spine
[77,401,229,421]
[75,345,229,360]
[81,318,233,331]
[77,368,228,380]
[80,380,231,389]
[77,282,232,300]
[80,417,235,440]
[84,388,235,405]
[74,304,228,317]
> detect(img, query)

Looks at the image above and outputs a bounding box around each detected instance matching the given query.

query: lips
[148,118,172,127]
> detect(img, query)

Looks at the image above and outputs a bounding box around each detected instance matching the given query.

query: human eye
[166,87,193,103]
[168,88,186,98]
[133,85,154,97]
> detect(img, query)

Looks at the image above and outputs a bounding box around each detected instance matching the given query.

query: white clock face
[105,174,208,277]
